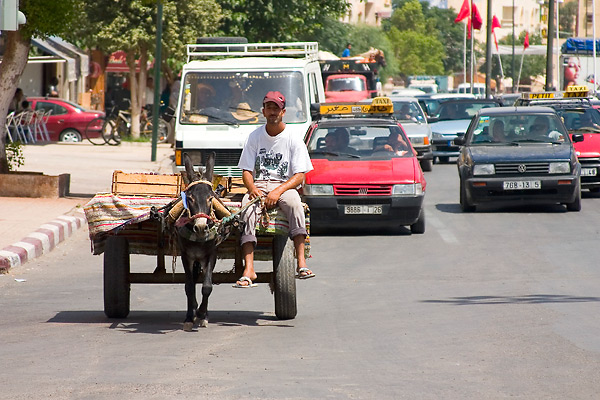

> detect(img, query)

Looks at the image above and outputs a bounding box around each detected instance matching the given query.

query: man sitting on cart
[235,91,316,288]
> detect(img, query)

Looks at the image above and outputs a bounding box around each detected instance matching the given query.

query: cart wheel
[272,235,297,320]
[104,236,130,318]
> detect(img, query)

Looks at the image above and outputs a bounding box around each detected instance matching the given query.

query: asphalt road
[3,151,600,399]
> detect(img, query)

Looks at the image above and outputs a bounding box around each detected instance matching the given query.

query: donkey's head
[181,152,216,236]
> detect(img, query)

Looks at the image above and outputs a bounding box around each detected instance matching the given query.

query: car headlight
[432,132,443,139]
[303,184,333,196]
[473,164,495,175]
[392,183,423,195]
[549,162,570,174]
[410,137,424,145]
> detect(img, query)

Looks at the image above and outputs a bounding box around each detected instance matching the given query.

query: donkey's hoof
[199,319,208,328]
[183,322,194,332]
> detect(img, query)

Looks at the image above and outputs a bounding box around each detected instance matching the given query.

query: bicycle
[85,105,130,145]
[140,105,172,143]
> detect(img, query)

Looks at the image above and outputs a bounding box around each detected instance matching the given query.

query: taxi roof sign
[319,96,394,116]
[521,86,589,100]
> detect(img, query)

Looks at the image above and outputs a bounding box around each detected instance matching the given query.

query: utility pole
[546,0,555,90]
[512,0,515,92]
[151,0,163,162]
[485,0,493,98]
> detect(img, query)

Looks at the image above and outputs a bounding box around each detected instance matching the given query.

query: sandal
[296,267,315,279]
[233,276,257,288]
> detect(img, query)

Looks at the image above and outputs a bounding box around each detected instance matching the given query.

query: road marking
[427,212,458,243]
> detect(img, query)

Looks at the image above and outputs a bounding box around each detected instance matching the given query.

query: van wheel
[420,159,433,172]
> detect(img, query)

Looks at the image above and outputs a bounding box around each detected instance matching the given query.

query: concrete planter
[0,172,70,198]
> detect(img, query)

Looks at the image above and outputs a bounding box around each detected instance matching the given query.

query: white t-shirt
[238,125,313,182]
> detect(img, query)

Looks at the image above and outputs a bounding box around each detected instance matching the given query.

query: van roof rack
[186,42,319,62]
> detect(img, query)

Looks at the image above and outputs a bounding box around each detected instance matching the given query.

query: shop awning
[31,37,77,81]
[105,50,154,73]
[47,36,89,79]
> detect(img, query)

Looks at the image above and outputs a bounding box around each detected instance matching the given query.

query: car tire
[460,179,476,212]
[438,156,450,163]
[566,185,582,212]
[410,209,426,234]
[420,159,433,172]
[59,128,82,142]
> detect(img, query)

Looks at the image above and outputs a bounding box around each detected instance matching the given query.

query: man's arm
[264,172,306,209]
[242,170,263,200]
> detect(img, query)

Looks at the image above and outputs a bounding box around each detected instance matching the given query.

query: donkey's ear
[203,152,215,182]
[183,153,197,183]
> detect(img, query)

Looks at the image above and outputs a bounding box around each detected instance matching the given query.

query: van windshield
[180,71,307,125]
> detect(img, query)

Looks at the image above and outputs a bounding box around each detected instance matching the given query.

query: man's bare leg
[293,235,314,277]
[236,241,258,287]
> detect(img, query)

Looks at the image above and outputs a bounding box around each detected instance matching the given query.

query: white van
[173,41,325,177]
[457,83,486,98]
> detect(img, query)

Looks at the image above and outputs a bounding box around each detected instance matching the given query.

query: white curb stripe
[12,241,37,261]
[39,223,61,246]
[0,250,21,268]
[27,232,52,254]
[50,219,70,237]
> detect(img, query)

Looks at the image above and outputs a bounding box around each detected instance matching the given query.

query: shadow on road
[421,294,600,306]
[47,310,291,334]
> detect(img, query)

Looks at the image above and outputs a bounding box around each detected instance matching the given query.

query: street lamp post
[546,0,555,90]
[512,0,515,92]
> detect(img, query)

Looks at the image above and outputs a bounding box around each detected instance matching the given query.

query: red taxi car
[303,98,426,233]
[29,97,104,142]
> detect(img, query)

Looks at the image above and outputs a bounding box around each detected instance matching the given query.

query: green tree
[217,0,349,42]
[0,0,78,173]
[386,0,445,80]
[73,0,222,138]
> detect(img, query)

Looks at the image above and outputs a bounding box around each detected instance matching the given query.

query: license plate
[503,180,541,190]
[447,140,454,146]
[581,168,597,176]
[344,205,383,214]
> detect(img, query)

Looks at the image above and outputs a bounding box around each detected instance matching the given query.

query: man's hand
[264,187,284,209]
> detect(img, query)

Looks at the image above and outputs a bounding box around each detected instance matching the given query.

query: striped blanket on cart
[84,193,310,260]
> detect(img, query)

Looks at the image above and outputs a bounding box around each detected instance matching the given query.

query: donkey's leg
[182,257,197,332]
[196,250,217,328]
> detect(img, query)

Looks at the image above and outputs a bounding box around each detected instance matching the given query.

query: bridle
[175,180,217,227]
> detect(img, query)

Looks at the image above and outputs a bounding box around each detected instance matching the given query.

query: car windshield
[180,71,306,125]
[307,124,414,159]
[470,114,569,144]
[557,109,600,132]
[392,101,426,122]
[327,77,366,92]
[435,101,498,121]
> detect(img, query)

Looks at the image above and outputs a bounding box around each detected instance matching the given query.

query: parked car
[303,97,426,233]
[28,97,105,142]
[455,106,583,212]
[389,96,433,171]
[429,98,502,163]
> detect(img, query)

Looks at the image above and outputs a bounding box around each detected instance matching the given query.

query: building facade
[342,0,393,26]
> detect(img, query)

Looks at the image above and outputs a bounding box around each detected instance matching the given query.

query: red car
[303,98,427,233]
[28,97,104,142]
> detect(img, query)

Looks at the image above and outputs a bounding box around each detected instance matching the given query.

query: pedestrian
[47,77,59,97]
[234,91,315,288]
[145,77,154,108]
[9,88,25,113]
[342,43,352,58]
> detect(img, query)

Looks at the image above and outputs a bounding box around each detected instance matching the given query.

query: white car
[389,96,433,171]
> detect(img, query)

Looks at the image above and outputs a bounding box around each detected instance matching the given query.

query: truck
[173,40,325,177]
[560,38,600,92]
[323,73,370,102]
[320,59,379,101]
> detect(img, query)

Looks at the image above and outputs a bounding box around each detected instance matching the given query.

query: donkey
[177,152,219,331]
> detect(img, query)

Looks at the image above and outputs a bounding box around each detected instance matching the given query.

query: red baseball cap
[263,91,286,109]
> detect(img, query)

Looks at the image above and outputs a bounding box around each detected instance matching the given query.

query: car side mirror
[454,136,466,146]
[427,116,439,123]
[571,133,584,143]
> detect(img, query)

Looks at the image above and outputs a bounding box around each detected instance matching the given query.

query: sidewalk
[0,141,174,273]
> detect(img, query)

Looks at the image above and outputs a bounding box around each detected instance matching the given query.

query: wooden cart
[84,172,310,321]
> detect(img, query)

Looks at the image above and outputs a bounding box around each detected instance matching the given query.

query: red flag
[467,17,472,39]
[524,31,530,50]
[454,0,470,23]
[492,15,501,30]
[471,3,483,30]
[492,15,501,51]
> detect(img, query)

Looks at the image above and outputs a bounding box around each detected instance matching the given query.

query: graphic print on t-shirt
[255,148,289,180]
